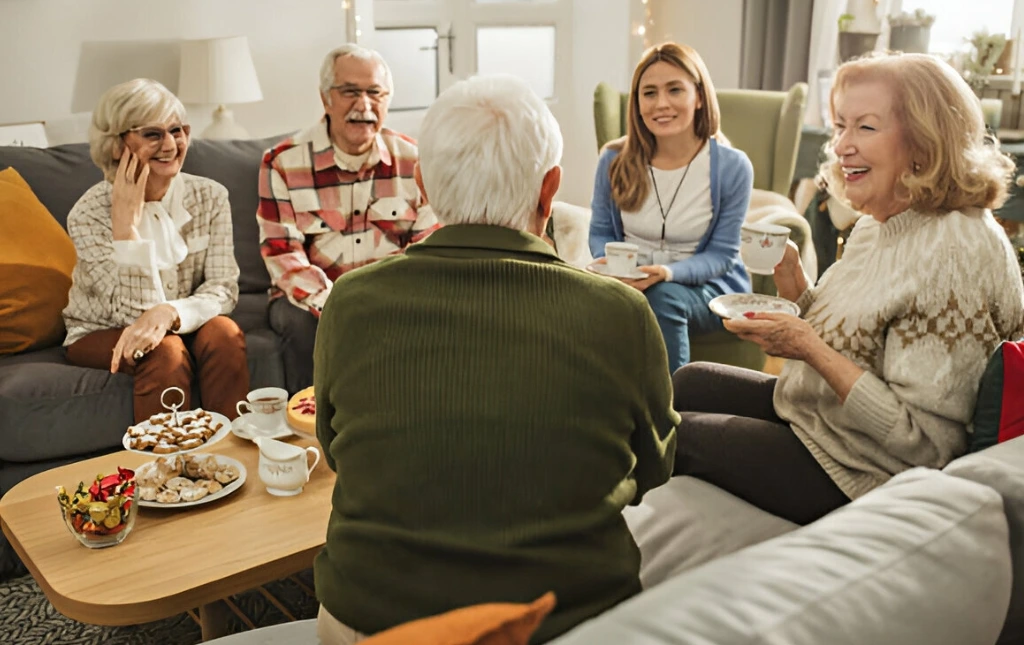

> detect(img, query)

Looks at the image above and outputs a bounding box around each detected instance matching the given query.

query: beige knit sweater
[774,208,1024,500]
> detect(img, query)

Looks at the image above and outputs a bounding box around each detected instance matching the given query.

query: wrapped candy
[57,467,137,547]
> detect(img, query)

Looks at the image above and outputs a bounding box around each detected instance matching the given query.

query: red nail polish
[743,311,756,319]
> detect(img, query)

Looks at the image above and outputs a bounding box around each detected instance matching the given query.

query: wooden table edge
[3,516,322,626]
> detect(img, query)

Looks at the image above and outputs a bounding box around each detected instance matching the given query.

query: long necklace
[649,161,691,250]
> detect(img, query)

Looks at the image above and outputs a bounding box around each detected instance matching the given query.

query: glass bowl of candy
[56,467,138,549]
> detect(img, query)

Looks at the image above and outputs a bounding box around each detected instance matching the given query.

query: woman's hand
[773,240,808,303]
[723,312,825,361]
[621,265,668,293]
[110,304,179,373]
[110,149,150,241]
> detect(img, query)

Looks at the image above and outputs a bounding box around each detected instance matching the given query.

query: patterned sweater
[775,208,1024,499]
[63,174,239,346]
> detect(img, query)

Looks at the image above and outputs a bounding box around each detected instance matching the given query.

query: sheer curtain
[740,0,814,91]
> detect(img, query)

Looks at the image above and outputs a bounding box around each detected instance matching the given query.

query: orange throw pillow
[361,592,556,645]
[0,167,76,354]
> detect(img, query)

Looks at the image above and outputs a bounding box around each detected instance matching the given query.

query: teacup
[740,222,790,275]
[236,387,288,435]
[254,437,321,496]
[605,242,639,276]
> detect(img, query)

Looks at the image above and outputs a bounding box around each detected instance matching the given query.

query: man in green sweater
[313,74,679,644]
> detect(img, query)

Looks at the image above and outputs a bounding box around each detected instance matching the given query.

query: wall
[0,0,348,143]
[648,0,744,89]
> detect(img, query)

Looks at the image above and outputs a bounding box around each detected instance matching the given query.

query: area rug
[0,567,319,644]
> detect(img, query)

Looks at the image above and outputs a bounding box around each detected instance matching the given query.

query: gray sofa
[0,136,289,506]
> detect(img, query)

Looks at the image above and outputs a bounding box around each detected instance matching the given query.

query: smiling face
[831,80,914,220]
[119,121,189,182]
[637,60,703,143]
[322,54,390,154]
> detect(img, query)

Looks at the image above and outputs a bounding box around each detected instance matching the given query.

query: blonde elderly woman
[63,78,249,423]
[670,52,1024,525]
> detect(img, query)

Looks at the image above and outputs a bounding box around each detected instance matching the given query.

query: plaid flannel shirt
[257,119,439,314]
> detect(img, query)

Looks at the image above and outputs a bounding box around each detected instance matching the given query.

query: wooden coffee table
[0,434,334,641]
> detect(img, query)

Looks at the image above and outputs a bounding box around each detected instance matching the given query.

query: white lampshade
[177,36,263,139]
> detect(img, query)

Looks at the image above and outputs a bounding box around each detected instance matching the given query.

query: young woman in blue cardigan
[590,42,753,373]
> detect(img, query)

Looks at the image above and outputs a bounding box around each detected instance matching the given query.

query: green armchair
[592,82,809,371]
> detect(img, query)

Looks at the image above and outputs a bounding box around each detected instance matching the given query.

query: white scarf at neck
[135,174,190,270]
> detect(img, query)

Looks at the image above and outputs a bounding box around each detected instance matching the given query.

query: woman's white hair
[417,74,563,230]
[319,44,394,104]
[88,78,187,181]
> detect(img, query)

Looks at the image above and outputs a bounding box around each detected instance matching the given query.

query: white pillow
[557,468,1012,645]
[624,476,797,589]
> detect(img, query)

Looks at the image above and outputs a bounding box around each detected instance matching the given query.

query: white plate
[122,410,232,456]
[586,262,648,280]
[231,413,294,442]
[138,454,247,509]
[709,294,801,320]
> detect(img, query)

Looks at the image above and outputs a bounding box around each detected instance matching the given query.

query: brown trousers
[66,316,250,423]
[672,362,850,525]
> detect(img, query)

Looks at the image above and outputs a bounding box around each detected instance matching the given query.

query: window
[898,0,1014,56]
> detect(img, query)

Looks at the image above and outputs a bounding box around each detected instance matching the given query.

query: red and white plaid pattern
[257,119,438,313]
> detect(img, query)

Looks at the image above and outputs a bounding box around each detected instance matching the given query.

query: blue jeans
[644,281,725,374]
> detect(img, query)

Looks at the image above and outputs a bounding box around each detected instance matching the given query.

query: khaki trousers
[65,316,250,423]
[317,605,366,644]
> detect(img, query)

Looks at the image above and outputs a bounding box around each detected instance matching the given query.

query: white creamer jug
[254,437,321,496]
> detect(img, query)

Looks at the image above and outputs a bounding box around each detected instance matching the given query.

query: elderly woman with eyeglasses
[63,78,249,423]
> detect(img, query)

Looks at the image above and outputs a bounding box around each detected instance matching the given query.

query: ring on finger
[133,349,145,361]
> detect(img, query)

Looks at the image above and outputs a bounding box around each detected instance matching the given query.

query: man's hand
[111,149,149,241]
[110,304,179,372]
[723,312,824,361]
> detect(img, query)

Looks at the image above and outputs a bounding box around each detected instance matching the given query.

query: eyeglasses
[120,124,191,144]
[329,85,390,104]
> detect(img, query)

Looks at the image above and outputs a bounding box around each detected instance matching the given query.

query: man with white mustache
[257,44,438,393]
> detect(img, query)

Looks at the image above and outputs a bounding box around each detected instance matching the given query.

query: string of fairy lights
[636,0,654,48]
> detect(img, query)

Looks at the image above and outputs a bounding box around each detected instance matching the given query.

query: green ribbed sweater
[313,224,678,642]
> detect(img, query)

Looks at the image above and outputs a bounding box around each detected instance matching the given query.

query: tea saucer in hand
[709,294,800,320]
[586,262,648,280]
[231,413,293,442]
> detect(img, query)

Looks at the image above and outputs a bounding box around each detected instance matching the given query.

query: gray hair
[417,74,563,230]
[88,78,187,181]
[319,44,394,105]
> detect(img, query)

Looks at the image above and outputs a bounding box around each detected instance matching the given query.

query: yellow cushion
[361,592,556,645]
[0,167,76,354]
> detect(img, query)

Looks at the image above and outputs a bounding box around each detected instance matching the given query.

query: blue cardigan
[589,138,753,295]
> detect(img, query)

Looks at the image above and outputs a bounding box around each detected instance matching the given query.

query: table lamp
[177,36,263,140]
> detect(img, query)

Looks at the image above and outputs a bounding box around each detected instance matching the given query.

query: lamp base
[200,105,250,140]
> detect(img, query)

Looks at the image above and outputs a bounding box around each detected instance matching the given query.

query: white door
[351,0,573,139]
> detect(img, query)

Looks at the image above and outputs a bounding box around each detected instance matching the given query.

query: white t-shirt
[623,142,713,269]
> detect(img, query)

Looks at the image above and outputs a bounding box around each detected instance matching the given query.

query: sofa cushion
[945,436,1024,645]
[623,475,796,589]
[554,468,1012,645]
[0,168,77,355]
[361,592,555,645]
[0,346,132,462]
[0,144,101,230]
[181,136,286,295]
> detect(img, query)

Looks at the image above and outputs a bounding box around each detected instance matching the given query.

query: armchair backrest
[593,82,809,196]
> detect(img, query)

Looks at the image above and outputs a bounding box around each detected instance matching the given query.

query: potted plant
[887,9,936,53]
[838,13,880,62]
[964,30,1008,94]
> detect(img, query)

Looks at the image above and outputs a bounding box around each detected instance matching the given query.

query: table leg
[200,601,232,641]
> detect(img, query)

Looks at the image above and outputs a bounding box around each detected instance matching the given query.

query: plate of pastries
[122,408,231,455]
[135,453,246,509]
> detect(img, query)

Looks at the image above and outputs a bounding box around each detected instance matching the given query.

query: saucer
[231,413,293,442]
[709,294,801,320]
[586,262,648,280]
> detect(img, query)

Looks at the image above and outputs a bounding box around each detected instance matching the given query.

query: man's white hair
[319,44,394,105]
[417,74,563,230]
